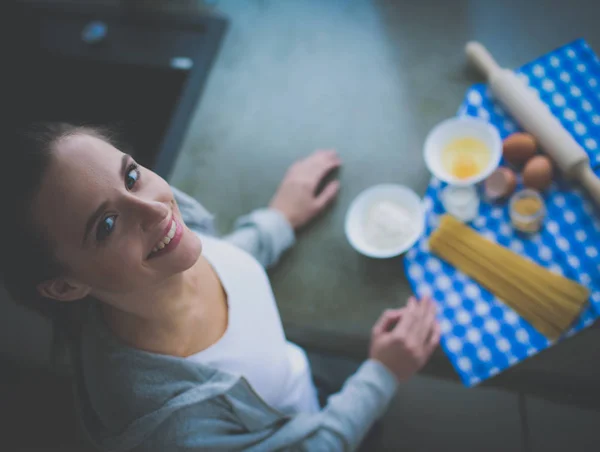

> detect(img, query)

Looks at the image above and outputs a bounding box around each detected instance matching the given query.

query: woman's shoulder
[75,315,287,452]
[171,185,218,236]
[75,303,246,449]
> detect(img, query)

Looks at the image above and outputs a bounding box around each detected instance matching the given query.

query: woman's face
[32,133,203,302]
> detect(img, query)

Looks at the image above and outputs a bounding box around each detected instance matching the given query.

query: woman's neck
[100,256,227,356]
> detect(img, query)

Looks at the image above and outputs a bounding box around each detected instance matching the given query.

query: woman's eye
[125,164,140,190]
[96,216,116,242]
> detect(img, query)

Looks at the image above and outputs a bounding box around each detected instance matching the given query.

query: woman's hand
[369,296,440,383]
[269,150,342,229]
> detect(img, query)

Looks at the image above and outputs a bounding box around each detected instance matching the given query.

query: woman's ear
[37,279,91,302]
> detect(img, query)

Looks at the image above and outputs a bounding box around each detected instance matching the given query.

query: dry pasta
[429,215,589,339]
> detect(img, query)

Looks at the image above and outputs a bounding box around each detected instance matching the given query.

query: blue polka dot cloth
[404,39,600,387]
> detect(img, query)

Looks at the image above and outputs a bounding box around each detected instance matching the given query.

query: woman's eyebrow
[120,153,130,177]
[81,154,131,246]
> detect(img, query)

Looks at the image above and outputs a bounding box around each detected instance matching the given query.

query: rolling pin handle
[466,41,501,79]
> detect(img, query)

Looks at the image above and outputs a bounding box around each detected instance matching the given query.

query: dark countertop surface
[171,0,600,406]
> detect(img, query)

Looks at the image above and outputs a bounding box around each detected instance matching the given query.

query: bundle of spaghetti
[429,215,589,339]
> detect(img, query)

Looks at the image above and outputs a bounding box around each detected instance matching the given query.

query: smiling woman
[0,122,439,452]
[3,123,203,319]
[35,132,202,301]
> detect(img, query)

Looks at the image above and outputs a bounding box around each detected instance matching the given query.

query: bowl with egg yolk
[424,116,502,186]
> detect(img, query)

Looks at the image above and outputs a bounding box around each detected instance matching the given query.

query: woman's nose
[129,196,170,231]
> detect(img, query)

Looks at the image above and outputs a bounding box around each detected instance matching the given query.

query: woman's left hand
[269,150,342,229]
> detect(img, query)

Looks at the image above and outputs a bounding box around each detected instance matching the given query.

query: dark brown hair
[1,122,116,324]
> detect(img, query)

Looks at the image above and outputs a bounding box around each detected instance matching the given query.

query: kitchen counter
[171,0,600,407]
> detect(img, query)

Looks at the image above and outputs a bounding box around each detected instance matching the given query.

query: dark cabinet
[5,3,227,178]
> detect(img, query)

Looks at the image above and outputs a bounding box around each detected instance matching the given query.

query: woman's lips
[147,217,184,259]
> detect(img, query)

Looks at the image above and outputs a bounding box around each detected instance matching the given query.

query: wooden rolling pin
[466,41,600,207]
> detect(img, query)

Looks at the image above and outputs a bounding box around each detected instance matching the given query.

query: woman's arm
[251,359,399,451]
[141,299,440,452]
[223,208,296,269]
[172,150,340,268]
[225,150,341,268]
[172,151,340,268]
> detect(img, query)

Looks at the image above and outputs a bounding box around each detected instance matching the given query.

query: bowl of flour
[344,184,425,258]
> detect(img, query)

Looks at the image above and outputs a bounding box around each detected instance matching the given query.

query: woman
[2,123,440,451]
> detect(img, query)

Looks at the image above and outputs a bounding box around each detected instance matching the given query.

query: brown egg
[485,167,517,201]
[523,156,553,191]
[503,133,537,167]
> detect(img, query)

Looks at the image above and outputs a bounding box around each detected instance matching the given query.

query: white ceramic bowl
[424,116,502,186]
[344,184,425,259]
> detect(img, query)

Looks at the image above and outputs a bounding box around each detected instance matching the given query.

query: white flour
[363,200,414,250]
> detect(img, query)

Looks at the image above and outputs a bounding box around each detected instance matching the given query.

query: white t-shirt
[186,233,320,415]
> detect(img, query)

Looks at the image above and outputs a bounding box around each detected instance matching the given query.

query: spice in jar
[509,189,546,233]
[513,197,542,216]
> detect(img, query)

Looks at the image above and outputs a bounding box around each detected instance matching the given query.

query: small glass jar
[509,189,546,233]
[441,185,480,222]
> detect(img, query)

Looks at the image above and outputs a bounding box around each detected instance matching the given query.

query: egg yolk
[442,137,491,180]
[453,156,479,179]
